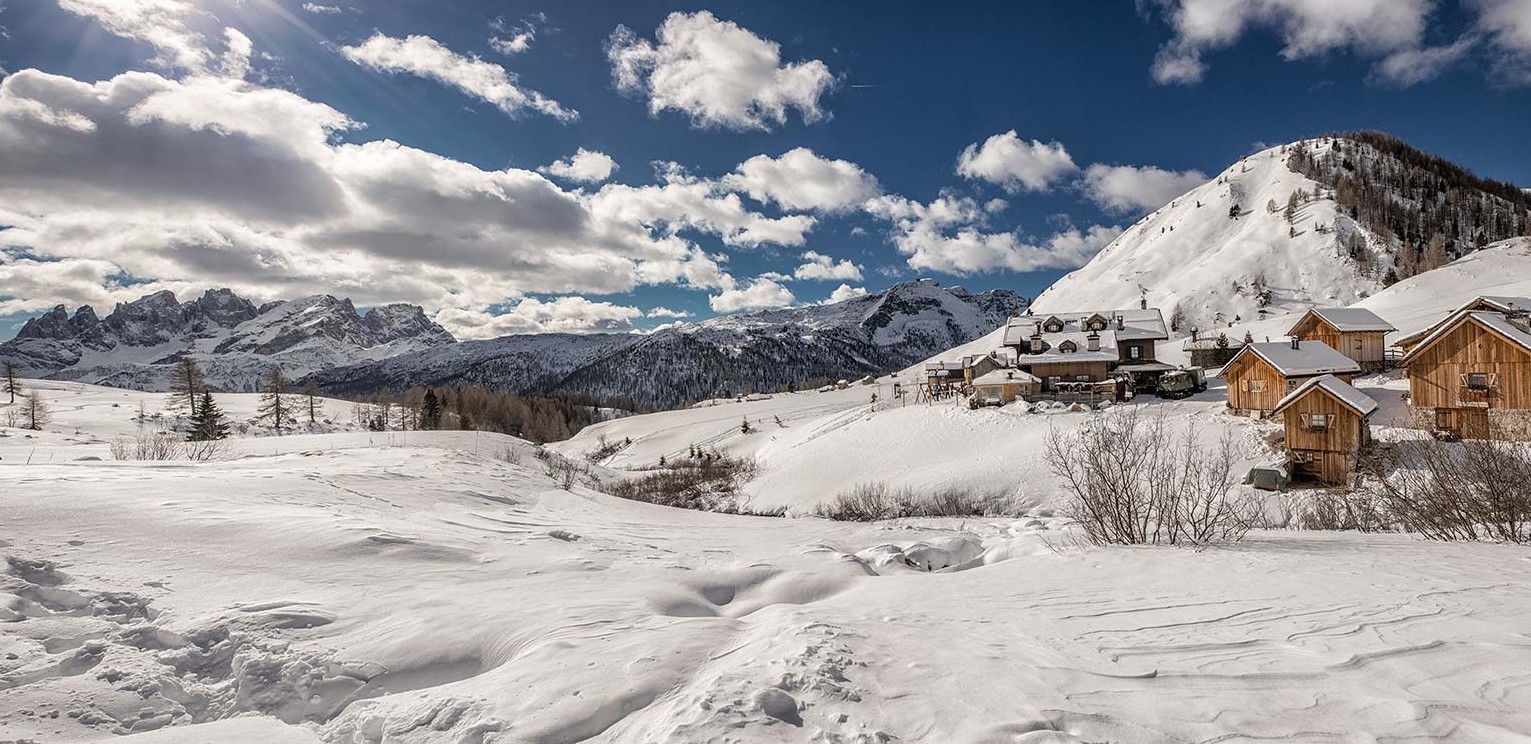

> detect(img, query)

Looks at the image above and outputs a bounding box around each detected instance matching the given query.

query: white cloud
[301,3,341,14]
[724,147,880,212]
[57,0,210,71]
[793,251,863,281]
[1471,0,1531,83]
[0,67,812,325]
[1081,163,1207,213]
[1145,0,1434,85]
[865,193,1121,275]
[341,33,576,122]
[490,32,534,56]
[645,306,692,318]
[1373,36,1478,85]
[220,28,253,80]
[539,148,619,184]
[955,131,1078,193]
[434,297,642,338]
[607,11,836,131]
[824,284,867,304]
[708,277,796,313]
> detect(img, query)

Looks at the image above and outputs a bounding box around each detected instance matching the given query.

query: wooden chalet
[1220,339,1361,416]
[1399,307,1531,440]
[970,369,1040,406]
[999,307,1172,399]
[1271,374,1378,485]
[1394,296,1531,355]
[1287,307,1395,371]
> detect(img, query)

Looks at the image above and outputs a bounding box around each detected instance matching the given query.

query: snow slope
[1035,142,1381,331]
[3,387,1531,742]
[1358,237,1531,340]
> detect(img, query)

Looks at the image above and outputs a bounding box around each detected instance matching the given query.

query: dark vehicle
[1156,367,1208,399]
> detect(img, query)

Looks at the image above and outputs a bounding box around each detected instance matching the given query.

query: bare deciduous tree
[1371,438,1531,543]
[1045,407,1254,546]
[22,391,50,431]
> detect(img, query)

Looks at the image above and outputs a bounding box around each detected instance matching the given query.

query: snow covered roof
[1401,311,1531,364]
[1011,329,1120,364]
[1273,374,1378,418]
[924,360,965,375]
[971,369,1039,386]
[1394,296,1531,349]
[1002,308,1167,345]
[1301,307,1395,333]
[1224,340,1361,377]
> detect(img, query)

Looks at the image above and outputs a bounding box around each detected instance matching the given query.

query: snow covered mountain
[1036,135,1530,333]
[0,289,454,391]
[310,279,1028,408]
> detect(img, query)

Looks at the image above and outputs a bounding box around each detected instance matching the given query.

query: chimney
[1191,328,1199,342]
[1087,333,1101,352]
[1139,296,1148,310]
[1508,312,1531,335]
[1116,314,1125,330]
[1290,336,1300,350]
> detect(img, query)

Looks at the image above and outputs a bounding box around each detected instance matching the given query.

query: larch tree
[167,357,207,414]
[301,381,324,425]
[23,390,50,431]
[4,361,21,405]
[257,366,296,435]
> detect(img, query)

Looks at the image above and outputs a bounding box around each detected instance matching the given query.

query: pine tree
[3,361,19,405]
[1229,203,1242,220]
[420,389,442,430]
[166,357,206,414]
[23,390,50,431]
[257,366,296,435]
[188,390,230,441]
[301,381,323,425]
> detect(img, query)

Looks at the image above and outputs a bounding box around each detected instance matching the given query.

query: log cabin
[1220,339,1361,416]
[1399,309,1531,440]
[999,307,1172,397]
[1287,308,1395,371]
[1393,296,1531,355]
[1271,374,1378,485]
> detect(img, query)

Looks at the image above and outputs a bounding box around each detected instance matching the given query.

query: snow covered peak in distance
[1035,134,1531,336]
[0,288,454,391]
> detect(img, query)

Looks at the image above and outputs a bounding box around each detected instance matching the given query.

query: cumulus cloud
[646,306,692,319]
[824,284,867,304]
[793,251,863,281]
[1144,0,1436,85]
[1081,163,1207,213]
[955,131,1078,193]
[341,33,576,122]
[0,67,806,328]
[724,147,880,212]
[434,296,642,338]
[57,0,211,71]
[708,277,796,313]
[607,11,836,130]
[539,148,619,184]
[865,194,1120,275]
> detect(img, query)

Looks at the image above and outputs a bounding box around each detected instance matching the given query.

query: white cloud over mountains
[955,131,1078,193]
[1142,0,1531,87]
[341,33,576,122]
[725,148,881,213]
[607,11,837,131]
[1081,163,1209,213]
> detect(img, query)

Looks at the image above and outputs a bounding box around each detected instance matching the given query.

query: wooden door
[1460,408,1490,440]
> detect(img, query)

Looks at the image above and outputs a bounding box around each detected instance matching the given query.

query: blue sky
[1,0,1529,339]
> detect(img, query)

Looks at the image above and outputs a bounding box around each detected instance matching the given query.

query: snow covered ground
[5,358,1531,744]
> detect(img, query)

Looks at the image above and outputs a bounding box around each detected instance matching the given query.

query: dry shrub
[111,433,184,461]
[1045,407,1257,546]
[812,482,1018,521]
[1293,488,1387,532]
[1373,438,1531,543]
[605,455,776,515]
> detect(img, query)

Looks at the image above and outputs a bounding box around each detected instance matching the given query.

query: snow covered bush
[605,455,773,514]
[1045,407,1256,546]
[812,482,1018,521]
[1372,438,1531,543]
[110,433,184,461]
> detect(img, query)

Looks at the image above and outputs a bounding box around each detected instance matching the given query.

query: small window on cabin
[1304,413,1330,430]
[1246,380,1267,393]
[1059,341,1077,353]
[1076,375,1090,382]
[1466,372,1491,391]
[1089,319,1106,331]
[1045,320,1063,333]
[1129,346,1141,359]
[1286,379,1301,393]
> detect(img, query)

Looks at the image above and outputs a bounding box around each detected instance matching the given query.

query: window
[1059,340,1077,353]
[1129,346,1141,359]
[1302,413,1330,430]
[1465,372,1493,391]
[1076,374,1090,382]
[1245,379,1267,393]
[1286,379,1301,393]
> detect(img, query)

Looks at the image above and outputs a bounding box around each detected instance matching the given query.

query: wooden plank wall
[1407,319,1531,410]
